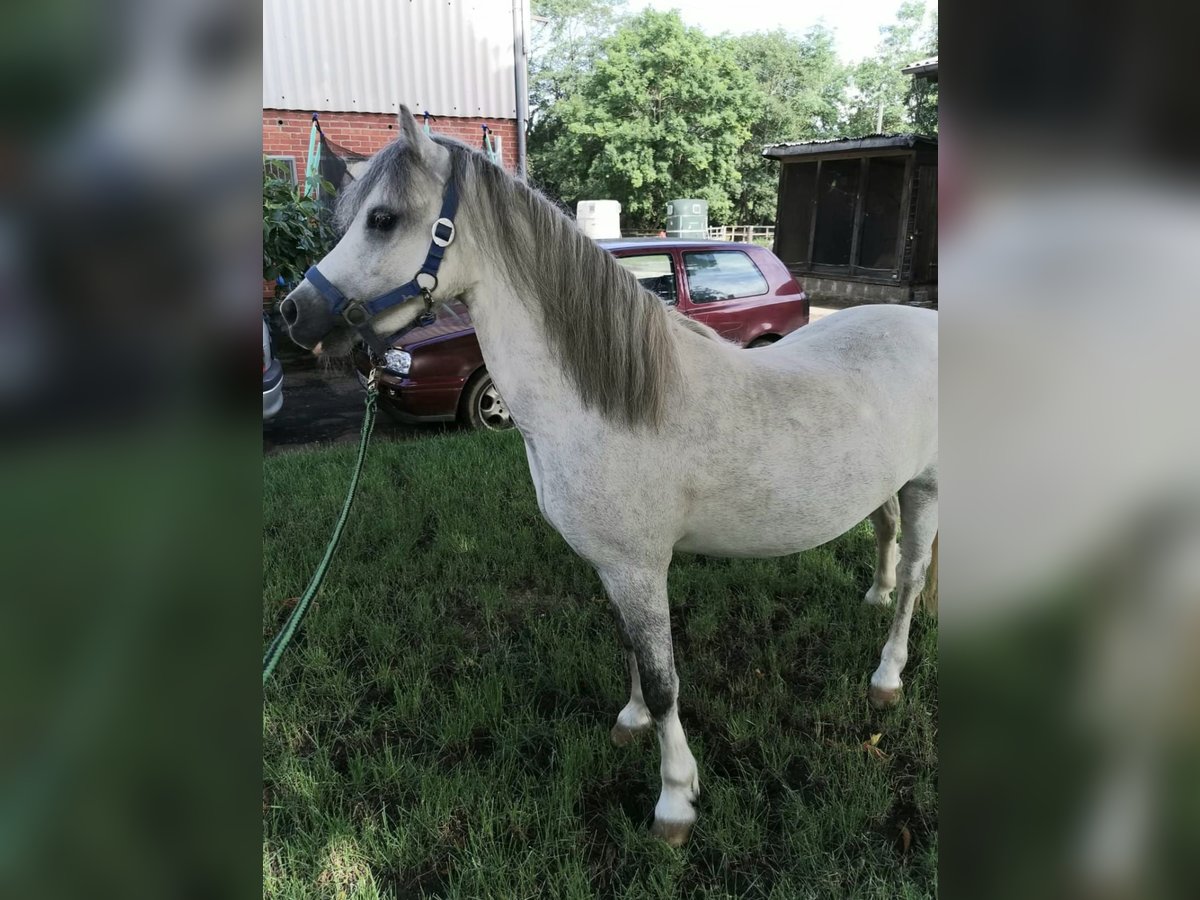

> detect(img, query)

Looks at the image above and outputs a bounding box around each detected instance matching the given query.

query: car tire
[747,335,780,348]
[460,370,515,431]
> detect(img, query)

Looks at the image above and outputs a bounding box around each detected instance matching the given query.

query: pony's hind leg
[869,466,938,708]
[601,565,699,846]
[864,495,900,606]
[611,647,653,746]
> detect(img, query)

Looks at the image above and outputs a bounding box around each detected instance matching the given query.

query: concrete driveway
[262,341,444,456]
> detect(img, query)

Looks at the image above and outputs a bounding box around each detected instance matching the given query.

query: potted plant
[262,162,337,308]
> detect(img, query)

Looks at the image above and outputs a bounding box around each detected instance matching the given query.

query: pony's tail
[919,532,938,617]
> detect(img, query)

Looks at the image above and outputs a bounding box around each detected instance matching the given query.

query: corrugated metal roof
[762,133,936,159]
[263,0,517,118]
[901,56,938,77]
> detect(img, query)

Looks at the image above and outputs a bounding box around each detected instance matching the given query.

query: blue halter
[303,179,460,356]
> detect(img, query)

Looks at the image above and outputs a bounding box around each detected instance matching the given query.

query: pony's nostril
[280,296,298,326]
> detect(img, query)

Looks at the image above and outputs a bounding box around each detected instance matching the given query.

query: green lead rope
[263,378,378,685]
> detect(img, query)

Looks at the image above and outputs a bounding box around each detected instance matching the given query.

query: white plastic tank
[576,200,622,239]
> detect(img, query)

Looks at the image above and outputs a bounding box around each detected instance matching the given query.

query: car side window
[683,250,769,302]
[617,253,678,305]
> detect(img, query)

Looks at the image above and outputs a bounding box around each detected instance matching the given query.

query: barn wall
[263,0,518,119]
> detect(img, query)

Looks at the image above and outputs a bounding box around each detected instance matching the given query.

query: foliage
[262,164,337,295]
[844,1,938,137]
[527,1,939,228]
[727,27,846,223]
[263,428,938,897]
[529,0,627,126]
[529,10,756,229]
[906,10,939,134]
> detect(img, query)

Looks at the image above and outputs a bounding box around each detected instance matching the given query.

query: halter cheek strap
[303,180,460,356]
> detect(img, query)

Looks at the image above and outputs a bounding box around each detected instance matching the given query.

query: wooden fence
[617,226,776,244]
[705,225,775,244]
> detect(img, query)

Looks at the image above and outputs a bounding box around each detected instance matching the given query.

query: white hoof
[651,816,694,847]
[868,678,903,709]
[652,787,698,847]
[864,585,894,606]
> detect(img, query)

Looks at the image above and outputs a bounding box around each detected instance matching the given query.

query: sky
[623,0,934,63]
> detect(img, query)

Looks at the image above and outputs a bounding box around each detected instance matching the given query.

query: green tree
[906,10,938,134]
[529,0,626,126]
[727,26,847,223]
[530,10,756,229]
[844,1,937,136]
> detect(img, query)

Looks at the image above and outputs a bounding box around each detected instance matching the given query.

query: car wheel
[747,335,780,348]
[461,371,514,431]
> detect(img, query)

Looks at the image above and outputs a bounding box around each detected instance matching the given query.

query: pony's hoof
[868,682,903,709]
[610,721,652,746]
[651,817,694,847]
[863,586,893,606]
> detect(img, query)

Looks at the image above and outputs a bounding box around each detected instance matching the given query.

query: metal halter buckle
[431,217,455,248]
[342,302,370,327]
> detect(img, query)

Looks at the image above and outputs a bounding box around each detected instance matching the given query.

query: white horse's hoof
[652,776,699,846]
[868,682,903,709]
[610,721,652,746]
[651,817,694,847]
[864,586,894,606]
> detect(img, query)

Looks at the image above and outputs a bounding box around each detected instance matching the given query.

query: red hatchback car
[352,239,808,429]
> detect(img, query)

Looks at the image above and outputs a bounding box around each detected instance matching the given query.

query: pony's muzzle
[279,281,336,349]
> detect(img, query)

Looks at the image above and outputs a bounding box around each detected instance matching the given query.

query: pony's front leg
[601,566,699,846]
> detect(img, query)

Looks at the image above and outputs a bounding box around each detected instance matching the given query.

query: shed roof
[901,56,939,80]
[762,133,936,160]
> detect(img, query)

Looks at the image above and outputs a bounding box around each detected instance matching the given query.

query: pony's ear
[398,105,435,162]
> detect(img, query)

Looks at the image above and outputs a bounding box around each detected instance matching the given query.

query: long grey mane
[338,137,718,427]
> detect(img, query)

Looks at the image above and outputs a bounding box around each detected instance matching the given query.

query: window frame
[264,155,298,184]
[614,251,681,306]
[681,249,770,305]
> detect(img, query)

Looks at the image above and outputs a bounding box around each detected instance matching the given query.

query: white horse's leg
[864,495,900,606]
[611,650,654,745]
[601,566,699,846]
[869,467,938,708]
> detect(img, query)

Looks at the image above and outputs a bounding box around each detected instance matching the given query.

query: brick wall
[263,110,518,303]
[262,109,518,175]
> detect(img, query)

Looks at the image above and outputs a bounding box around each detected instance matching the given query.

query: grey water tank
[665,199,708,238]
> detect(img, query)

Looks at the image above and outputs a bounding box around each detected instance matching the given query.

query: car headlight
[383,349,412,375]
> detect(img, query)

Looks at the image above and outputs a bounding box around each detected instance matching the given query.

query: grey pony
[280,109,938,846]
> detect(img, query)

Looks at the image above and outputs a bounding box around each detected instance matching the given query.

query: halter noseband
[303,179,460,357]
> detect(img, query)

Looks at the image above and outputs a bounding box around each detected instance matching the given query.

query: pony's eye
[366,208,398,232]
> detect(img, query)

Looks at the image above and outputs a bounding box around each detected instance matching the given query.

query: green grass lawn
[263,429,937,899]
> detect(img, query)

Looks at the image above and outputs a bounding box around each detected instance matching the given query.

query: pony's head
[279,106,467,355]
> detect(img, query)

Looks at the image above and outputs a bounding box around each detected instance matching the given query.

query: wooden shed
[764,134,937,305]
